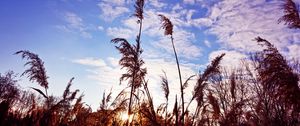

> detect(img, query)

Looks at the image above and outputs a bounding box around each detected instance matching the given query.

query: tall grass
[1,0,300,126]
[158,14,186,125]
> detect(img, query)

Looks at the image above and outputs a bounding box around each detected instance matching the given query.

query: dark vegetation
[1,0,300,125]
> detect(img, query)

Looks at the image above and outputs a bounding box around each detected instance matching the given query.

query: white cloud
[186,10,196,22]
[209,50,247,69]
[154,27,202,59]
[73,57,106,67]
[65,12,83,28]
[80,31,92,39]
[107,57,119,67]
[164,5,213,28]
[73,57,125,99]
[190,18,213,28]
[98,26,104,31]
[148,0,166,8]
[107,8,203,59]
[98,2,129,22]
[122,9,162,36]
[203,0,300,60]
[102,0,126,5]
[172,3,183,11]
[287,44,300,61]
[106,27,134,39]
[57,12,93,39]
[204,40,211,47]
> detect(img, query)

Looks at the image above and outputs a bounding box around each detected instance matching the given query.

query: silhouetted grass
[1,0,300,126]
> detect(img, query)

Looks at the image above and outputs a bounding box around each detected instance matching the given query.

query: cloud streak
[72,58,106,67]
[98,1,129,22]
[203,0,300,61]
[57,12,93,38]
[105,5,203,59]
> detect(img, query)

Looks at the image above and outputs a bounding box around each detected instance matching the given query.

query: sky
[0,0,300,111]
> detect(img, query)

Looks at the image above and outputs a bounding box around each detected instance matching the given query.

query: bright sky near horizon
[0,0,300,110]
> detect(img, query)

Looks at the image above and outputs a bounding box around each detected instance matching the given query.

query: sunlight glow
[120,112,133,122]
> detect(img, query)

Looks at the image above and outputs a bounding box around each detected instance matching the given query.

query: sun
[120,112,133,122]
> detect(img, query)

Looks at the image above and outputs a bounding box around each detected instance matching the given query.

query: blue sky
[1,0,300,110]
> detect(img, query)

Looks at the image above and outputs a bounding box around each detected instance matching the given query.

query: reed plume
[111,36,147,118]
[254,36,300,108]
[158,14,185,125]
[15,50,49,94]
[161,71,169,102]
[279,0,300,29]
[111,1,147,124]
[15,50,50,108]
[189,54,224,125]
[133,0,144,21]
[160,71,169,126]
[100,90,112,111]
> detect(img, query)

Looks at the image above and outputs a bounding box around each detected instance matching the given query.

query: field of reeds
[1,0,300,126]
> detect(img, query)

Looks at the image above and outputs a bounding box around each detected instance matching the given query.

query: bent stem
[171,35,184,125]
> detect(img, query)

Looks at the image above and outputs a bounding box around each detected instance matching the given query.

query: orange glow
[120,112,133,122]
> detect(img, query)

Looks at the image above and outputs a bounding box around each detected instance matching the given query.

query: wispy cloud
[204,40,211,48]
[57,12,93,38]
[102,0,126,5]
[209,50,246,69]
[148,0,166,8]
[203,0,300,60]
[154,27,202,59]
[98,1,129,22]
[159,4,212,28]
[287,44,300,60]
[106,27,134,39]
[72,57,106,67]
[97,26,104,31]
[105,6,203,59]
[64,12,83,28]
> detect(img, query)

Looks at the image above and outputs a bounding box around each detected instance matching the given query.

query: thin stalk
[45,88,49,108]
[191,104,201,126]
[137,91,143,125]
[142,78,156,122]
[174,95,179,126]
[136,20,143,51]
[184,98,194,116]
[165,99,168,126]
[128,79,135,116]
[128,17,143,126]
[171,35,184,125]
